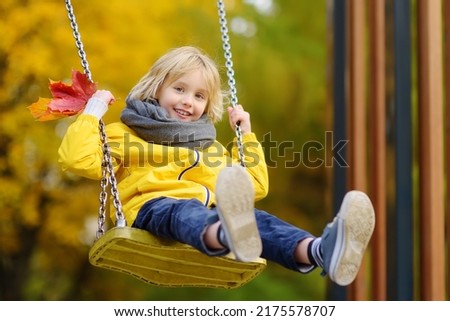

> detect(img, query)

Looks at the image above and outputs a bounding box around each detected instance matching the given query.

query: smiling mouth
[174,108,191,117]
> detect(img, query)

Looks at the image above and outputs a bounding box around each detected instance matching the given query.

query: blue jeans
[132,197,314,272]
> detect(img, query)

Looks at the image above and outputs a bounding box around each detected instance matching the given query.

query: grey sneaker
[215,165,262,262]
[321,190,375,286]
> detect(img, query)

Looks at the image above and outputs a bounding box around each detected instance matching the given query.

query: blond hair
[129,46,223,123]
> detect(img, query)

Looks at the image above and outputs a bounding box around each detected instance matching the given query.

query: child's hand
[92,90,116,105]
[83,90,116,119]
[227,105,251,134]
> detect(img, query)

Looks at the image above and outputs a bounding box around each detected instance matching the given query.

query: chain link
[64,0,126,239]
[217,0,245,167]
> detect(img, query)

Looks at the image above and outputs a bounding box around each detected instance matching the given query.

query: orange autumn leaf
[28,97,66,121]
[28,70,97,121]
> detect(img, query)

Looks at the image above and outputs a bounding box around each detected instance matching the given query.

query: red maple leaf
[28,70,97,121]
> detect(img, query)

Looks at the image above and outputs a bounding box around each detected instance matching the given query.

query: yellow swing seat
[89,226,266,289]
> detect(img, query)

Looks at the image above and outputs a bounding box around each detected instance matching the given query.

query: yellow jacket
[58,114,269,224]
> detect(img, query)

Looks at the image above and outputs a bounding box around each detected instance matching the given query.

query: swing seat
[89,227,266,289]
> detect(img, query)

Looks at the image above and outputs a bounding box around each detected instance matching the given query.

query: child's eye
[174,87,183,92]
[196,93,206,100]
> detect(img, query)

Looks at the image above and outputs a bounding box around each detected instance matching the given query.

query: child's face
[157,70,209,122]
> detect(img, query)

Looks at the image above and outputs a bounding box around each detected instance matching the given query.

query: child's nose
[182,93,193,106]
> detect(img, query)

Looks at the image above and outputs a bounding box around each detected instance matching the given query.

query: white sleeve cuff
[82,97,108,119]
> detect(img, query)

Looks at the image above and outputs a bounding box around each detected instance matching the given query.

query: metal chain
[64,0,92,83]
[217,0,245,167]
[64,0,126,239]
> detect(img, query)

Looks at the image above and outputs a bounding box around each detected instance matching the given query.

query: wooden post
[417,0,446,300]
[443,0,450,300]
[348,0,368,300]
[368,0,387,300]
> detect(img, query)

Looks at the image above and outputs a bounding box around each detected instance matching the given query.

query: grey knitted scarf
[120,97,216,150]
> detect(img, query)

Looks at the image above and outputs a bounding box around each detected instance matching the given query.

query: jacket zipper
[177,150,210,206]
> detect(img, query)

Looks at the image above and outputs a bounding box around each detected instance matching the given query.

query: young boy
[58,46,375,286]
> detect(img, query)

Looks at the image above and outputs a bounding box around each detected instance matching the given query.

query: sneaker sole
[330,190,375,286]
[215,165,262,262]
